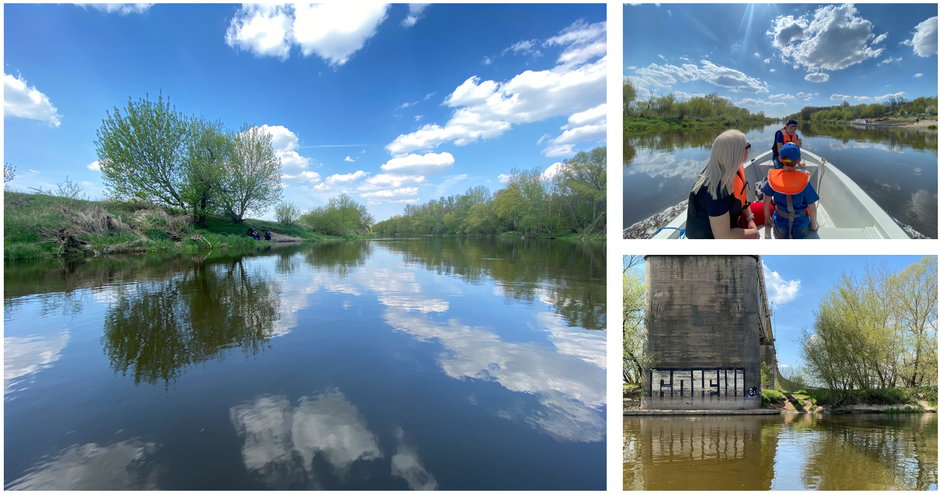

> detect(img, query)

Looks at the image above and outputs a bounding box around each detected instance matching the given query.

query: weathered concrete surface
[624,407,780,416]
[643,256,766,410]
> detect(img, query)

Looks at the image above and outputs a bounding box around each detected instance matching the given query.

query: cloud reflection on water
[5,439,160,490]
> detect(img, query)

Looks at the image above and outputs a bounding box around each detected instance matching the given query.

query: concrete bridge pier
[642,256,777,410]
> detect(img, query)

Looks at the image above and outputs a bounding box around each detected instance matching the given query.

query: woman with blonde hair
[685,129,760,239]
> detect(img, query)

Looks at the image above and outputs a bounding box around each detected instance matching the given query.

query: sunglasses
[744,143,751,150]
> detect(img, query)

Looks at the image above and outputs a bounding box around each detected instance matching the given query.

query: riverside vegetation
[622,81,772,138]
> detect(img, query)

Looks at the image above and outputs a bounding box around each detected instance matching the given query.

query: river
[623,413,937,490]
[4,239,606,490]
[623,123,938,238]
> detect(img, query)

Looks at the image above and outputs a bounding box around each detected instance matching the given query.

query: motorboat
[648,149,910,239]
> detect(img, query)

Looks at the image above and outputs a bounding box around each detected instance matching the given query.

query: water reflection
[623,414,938,490]
[384,309,605,442]
[102,259,281,385]
[230,390,436,489]
[381,239,605,330]
[5,439,160,490]
[4,332,70,394]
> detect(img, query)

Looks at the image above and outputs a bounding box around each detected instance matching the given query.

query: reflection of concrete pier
[623,416,777,490]
[642,256,776,410]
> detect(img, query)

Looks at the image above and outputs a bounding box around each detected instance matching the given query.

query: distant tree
[275,202,300,225]
[218,125,282,223]
[95,93,190,208]
[55,176,83,199]
[300,194,373,236]
[554,147,606,235]
[4,162,15,188]
[184,119,233,226]
[623,81,637,115]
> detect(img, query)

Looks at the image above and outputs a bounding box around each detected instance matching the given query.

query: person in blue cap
[762,142,819,238]
[771,119,802,169]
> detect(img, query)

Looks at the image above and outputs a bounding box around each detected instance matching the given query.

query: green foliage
[623,84,770,136]
[374,148,606,238]
[300,194,373,237]
[623,256,647,385]
[217,125,283,223]
[275,202,300,225]
[802,258,938,391]
[96,93,191,207]
[786,96,938,123]
[183,118,232,226]
[4,161,15,187]
[761,389,786,407]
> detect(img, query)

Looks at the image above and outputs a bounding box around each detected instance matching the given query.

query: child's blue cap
[779,142,800,165]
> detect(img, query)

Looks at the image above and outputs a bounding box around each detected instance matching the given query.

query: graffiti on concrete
[649,368,746,398]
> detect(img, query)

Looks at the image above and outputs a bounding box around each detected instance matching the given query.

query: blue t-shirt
[762,179,819,234]
[687,186,734,238]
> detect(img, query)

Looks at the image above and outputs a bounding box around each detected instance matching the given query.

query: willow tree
[623,255,648,385]
[95,93,190,208]
[184,119,233,226]
[218,125,282,223]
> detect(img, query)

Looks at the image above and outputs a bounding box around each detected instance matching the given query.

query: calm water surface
[623,414,938,490]
[5,239,606,490]
[623,123,938,237]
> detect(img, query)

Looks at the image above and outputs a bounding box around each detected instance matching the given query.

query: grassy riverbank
[762,386,937,413]
[4,192,337,261]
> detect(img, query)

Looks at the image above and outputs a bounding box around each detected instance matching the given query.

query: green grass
[4,191,337,261]
[761,389,787,407]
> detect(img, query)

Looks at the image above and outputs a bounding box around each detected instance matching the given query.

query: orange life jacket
[779,129,799,144]
[728,164,748,225]
[767,169,809,195]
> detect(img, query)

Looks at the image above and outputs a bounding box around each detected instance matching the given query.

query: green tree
[623,256,648,385]
[184,119,232,226]
[554,147,606,235]
[218,125,282,223]
[300,194,373,236]
[275,202,300,225]
[4,162,15,188]
[96,93,191,207]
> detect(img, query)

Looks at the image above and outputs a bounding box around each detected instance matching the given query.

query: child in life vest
[762,143,819,239]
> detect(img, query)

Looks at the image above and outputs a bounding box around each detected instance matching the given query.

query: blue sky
[625,4,938,118]
[4,4,606,220]
[626,255,933,377]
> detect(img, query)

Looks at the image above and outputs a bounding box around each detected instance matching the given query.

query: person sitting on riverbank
[247,227,260,240]
[685,129,760,239]
[762,143,818,239]
[772,119,803,169]
[264,231,271,241]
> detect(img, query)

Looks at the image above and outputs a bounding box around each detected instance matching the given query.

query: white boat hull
[648,149,909,239]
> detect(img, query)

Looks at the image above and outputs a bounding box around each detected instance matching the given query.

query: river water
[4,239,606,490]
[623,123,938,238]
[623,413,938,490]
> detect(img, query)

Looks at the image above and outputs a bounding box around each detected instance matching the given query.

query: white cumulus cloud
[80,3,152,15]
[629,60,769,96]
[385,20,606,156]
[903,16,938,57]
[804,72,830,83]
[763,267,801,305]
[4,73,62,126]
[325,170,368,184]
[401,4,428,28]
[253,124,313,173]
[768,5,885,73]
[380,152,454,175]
[225,4,389,65]
[86,161,101,172]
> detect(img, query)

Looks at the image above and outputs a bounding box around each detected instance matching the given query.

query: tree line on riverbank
[623,81,772,136]
[785,95,938,124]
[372,147,606,238]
